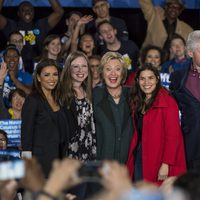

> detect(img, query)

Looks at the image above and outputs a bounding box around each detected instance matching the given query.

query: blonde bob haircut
[99,51,127,84]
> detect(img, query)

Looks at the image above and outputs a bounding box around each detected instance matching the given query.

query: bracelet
[39,190,58,200]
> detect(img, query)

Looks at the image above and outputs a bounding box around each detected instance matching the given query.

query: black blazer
[93,86,134,163]
[170,66,200,169]
[21,94,69,176]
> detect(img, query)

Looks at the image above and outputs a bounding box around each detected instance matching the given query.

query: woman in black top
[21,59,69,177]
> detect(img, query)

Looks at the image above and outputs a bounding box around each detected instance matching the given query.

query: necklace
[191,64,200,79]
[111,93,121,99]
[108,87,122,99]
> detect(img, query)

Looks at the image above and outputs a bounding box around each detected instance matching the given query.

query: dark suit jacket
[21,94,69,176]
[0,88,10,119]
[170,66,200,169]
[93,86,134,163]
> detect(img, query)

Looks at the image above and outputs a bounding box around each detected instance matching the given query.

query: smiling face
[99,23,117,44]
[11,92,25,111]
[46,37,61,59]
[9,33,24,52]
[93,1,109,19]
[4,49,20,72]
[138,69,158,99]
[103,58,123,90]
[165,3,183,21]
[170,38,186,59]
[18,3,34,23]
[79,34,95,56]
[0,132,7,150]
[70,56,89,86]
[37,66,59,93]
[145,49,161,69]
[188,43,200,69]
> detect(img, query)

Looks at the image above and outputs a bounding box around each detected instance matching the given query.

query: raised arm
[139,0,164,22]
[9,71,31,95]
[0,63,10,119]
[70,15,93,53]
[47,0,64,28]
[0,0,8,30]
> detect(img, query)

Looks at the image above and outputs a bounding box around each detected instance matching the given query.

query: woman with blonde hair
[93,51,134,163]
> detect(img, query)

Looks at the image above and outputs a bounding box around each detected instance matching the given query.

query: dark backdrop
[0,7,199,50]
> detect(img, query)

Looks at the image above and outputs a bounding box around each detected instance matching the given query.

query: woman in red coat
[127,63,186,185]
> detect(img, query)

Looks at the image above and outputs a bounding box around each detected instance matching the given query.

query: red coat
[127,88,186,184]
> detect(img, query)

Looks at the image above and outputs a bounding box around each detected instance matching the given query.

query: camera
[0,159,25,180]
[78,161,102,182]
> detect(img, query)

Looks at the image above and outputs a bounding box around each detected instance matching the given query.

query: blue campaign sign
[0,150,20,158]
[0,120,21,148]
[3,0,200,9]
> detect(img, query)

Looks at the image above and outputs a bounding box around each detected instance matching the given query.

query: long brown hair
[58,51,92,108]
[40,34,62,61]
[130,63,161,112]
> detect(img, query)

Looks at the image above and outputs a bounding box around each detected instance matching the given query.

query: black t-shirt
[100,40,139,73]
[86,16,129,49]
[3,18,50,73]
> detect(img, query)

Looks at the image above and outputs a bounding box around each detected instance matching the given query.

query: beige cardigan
[139,0,193,48]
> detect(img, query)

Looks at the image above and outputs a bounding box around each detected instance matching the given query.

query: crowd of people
[0,0,200,199]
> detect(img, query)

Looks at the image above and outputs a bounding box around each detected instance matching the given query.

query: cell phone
[0,159,25,180]
[78,161,102,182]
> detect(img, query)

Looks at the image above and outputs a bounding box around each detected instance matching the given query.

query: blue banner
[3,0,200,9]
[0,150,20,158]
[0,120,21,148]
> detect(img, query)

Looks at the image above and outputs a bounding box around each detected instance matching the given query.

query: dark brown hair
[9,88,26,103]
[32,59,61,103]
[140,45,165,65]
[40,34,62,61]
[130,63,161,112]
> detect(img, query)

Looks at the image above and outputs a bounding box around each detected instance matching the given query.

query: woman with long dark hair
[34,34,64,70]
[21,59,68,177]
[127,63,186,184]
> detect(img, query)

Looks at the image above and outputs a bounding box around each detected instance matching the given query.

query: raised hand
[0,62,8,84]
[77,15,93,27]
